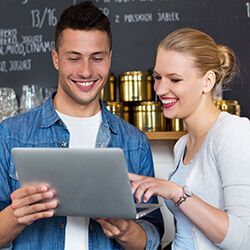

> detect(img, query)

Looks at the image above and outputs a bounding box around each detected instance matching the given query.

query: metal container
[133,101,166,132]
[122,105,131,123]
[105,101,130,122]
[119,71,153,102]
[170,118,185,131]
[100,73,116,102]
[213,99,240,116]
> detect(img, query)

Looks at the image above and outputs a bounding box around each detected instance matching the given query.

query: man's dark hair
[55,1,112,51]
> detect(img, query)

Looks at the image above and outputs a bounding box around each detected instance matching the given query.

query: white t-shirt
[56,110,102,250]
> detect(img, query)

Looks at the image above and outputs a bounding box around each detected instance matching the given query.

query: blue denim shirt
[0,95,164,250]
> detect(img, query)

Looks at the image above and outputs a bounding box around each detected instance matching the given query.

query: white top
[172,112,250,250]
[56,111,102,250]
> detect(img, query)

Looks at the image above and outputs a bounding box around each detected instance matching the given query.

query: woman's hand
[10,184,58,225]
[128,173,181,203]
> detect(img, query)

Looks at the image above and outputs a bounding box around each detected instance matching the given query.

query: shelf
[145,131,187,140]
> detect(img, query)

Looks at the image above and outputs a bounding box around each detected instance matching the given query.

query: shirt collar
[40,92,61,128]
[100,100,119,135]
[40,94,119,135]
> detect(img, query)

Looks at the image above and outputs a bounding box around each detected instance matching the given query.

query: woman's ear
[202,70,216,94]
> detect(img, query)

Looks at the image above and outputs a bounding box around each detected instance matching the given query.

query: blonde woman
[129,28,250,249]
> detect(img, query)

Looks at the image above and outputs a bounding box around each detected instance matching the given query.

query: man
[0,2,164,249]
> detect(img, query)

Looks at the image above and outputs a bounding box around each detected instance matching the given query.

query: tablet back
[12,147,138,219]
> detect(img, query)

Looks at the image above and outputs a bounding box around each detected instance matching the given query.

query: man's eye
[93,57,104,62]
[68,57,79,61]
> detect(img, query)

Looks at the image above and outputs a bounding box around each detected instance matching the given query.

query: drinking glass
[0,87,19,122]
[43,87,56,101]
[19,85,42,113]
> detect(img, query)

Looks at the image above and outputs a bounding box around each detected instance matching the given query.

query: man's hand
[95,218,146,249]
[11,184,58,225]
[95,218,131,239]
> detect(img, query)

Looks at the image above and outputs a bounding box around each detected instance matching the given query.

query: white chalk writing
[0,28,54,72]
[9,59,32,72]
[157,12,180,22]
[124,13,152,23]
[31,8,57,29]
[246,2,250,18]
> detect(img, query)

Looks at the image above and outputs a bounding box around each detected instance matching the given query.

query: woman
[129,28,250,249]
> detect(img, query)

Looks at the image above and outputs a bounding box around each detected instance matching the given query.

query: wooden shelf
[145,131,187,140]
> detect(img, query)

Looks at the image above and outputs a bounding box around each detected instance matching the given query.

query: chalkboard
[0,0,249,117]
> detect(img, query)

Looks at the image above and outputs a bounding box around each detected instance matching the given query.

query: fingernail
[47,210,54,217]
[40,185,48,192]
[47,191,54,198]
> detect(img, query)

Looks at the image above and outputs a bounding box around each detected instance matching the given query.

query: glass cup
[19,85,42,113]
[43,87,56,101]
[0,87,19,122]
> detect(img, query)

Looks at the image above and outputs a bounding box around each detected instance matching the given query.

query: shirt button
[60,141,67,147]
[59,223,65,229]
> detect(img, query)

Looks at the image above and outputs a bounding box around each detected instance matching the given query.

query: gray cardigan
[170,112,250,250]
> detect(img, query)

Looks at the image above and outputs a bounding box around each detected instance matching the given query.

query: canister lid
[108,73,116,82]
[133,101,162,112]
[105,101,121,112]
[120,71,150,82]
[213,99,240,115]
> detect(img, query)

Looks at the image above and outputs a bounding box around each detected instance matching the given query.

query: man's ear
[52,49,59,70]
[202,70,216,94]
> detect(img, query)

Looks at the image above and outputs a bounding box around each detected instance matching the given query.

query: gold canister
[170,118,185,131]
[100,73,116,102]
[105,101,130,122]
[133,101,166,132]
[122,105,131,123]
[119,71,153,102]
[213,99,240,116]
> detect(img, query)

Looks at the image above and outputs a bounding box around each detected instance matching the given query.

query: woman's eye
[153,74,161,80]
[171,78,181,83]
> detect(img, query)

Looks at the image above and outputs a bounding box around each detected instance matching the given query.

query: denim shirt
[0,95,164,250]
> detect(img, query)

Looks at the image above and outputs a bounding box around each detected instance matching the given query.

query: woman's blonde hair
[158,28,237,89]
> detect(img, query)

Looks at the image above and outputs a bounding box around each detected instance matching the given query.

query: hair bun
[217,44,237,85]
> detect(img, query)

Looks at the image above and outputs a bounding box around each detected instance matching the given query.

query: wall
[0,0,249,117]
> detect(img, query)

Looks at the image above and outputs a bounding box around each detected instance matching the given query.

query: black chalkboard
[0,0,249,117]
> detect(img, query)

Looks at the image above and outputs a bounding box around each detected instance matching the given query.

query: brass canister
[213,99,240,116]
[122,105,131,123]
[119,71,153,102]
[170,118,185,131]
[105,101,130,122]
[133,101,166,132]
[100,73,116,102]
